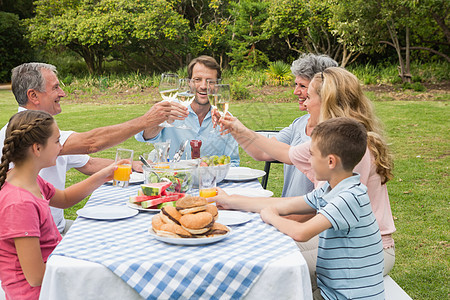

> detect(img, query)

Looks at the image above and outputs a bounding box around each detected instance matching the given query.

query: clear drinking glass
[207,82,231,133]
[153,141,170,163]
[158,73,179,127]
[113,148,134,188]
[198,166,217,198]
[176,78,195,130]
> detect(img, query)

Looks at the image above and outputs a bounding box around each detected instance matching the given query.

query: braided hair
[0,110,54,189]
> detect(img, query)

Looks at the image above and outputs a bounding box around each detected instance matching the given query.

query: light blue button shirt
[135,104,240,166]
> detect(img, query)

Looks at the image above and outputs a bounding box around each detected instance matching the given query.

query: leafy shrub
[402,82,426,92]
[390,76,403,84]
[412,75,422,83]
[266,61,293,86]
[61,75,73,85]
[363,75,378,85]
[411,82,426,92]
[231,82,251,100]
[177,66,188,79]
[0,12,34,82]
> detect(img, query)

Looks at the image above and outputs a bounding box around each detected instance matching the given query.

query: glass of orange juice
[113,148,134,188]
[198,166,217,199]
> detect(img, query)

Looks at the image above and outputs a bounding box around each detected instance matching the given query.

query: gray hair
[11,62,58,106]
[290,53,338,81]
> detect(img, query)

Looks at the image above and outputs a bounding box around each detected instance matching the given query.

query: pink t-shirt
[0,176,61,300]
[289,141,396,248]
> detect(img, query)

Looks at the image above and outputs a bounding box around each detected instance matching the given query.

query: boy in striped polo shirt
[258,117,384,299]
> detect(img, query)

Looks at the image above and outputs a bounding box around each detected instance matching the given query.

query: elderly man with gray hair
[0,62,180,235]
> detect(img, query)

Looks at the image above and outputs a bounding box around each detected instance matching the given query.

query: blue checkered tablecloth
[52,180,300,299]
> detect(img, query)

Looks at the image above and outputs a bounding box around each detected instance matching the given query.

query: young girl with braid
[0,110,121,299]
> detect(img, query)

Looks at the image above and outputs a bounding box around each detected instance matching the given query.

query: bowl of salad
[143,160,199,194]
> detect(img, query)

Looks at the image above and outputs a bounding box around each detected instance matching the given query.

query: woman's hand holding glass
[217,113,246,136]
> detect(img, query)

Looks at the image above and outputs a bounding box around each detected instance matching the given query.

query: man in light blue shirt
[135,56,239,166]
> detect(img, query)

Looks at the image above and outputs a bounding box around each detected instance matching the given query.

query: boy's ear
[327,154,339,170]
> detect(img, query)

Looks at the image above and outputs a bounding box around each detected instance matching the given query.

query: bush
[402,81,426,92]
[231,82,251,100]
[363,75,378,85]
[390,76,403,84]
[0,12,34,83]
[265,61,293,86]
[411,82,426,92]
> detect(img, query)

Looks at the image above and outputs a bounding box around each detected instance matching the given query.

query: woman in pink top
[218,67,395,276]
[0,110,120,300]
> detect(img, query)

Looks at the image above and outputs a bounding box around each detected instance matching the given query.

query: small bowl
[142,160,199,193]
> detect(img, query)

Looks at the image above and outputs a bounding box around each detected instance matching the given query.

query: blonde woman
[216,67,395,278]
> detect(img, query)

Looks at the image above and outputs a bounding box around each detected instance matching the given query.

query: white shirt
[0,107,90,232]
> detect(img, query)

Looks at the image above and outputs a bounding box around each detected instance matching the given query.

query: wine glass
[158,73,179,127]
[207,82,230,133]
[175,78,195,130]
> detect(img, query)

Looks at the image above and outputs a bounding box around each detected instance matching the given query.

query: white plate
[107,172,144,184]
[224,167,266,181]
[222,187,273,198]
[76,205,138,220]
[217,210,252,226]
[127,201,160,212]
[148,226,231,245]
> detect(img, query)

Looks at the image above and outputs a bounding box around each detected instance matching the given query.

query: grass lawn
[0,87,448,299]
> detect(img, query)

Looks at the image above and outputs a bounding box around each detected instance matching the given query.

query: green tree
[26,0,189,74]
[186,0,233,68]
[0,0,35,19]
[330,0,449,82]
[0,12,34,82]
[263,0,359,66]
[228,0,270,70]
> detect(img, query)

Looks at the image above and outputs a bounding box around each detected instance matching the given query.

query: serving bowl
[142,160,199,193]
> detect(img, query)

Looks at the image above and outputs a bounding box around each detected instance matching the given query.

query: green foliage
[231,82,252,100]
[265,61,294,86]
[26,0,189,74]
[176,66,188,79]
[228,0,271,70]
[0,12,34,82]
[263,0,350,64]
[0,0,35,19]
[346,61,450,85]
[225,68,267,87]
[329,0,449,73]
[402,82,426,92]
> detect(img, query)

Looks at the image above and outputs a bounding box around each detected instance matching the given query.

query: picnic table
[39,177,312,300]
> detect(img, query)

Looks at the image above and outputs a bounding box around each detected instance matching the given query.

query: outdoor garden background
[0,1,449,299]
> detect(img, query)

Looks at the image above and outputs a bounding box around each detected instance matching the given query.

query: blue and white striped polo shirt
[305,174,385,299]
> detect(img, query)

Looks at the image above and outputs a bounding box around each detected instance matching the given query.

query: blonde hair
[0,110,55,189]
[312,67,394,184]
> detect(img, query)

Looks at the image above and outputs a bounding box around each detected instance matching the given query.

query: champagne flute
[175,78,195,130]
[207,82,230,133]
[158,73,179,127]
